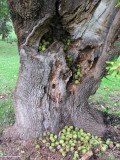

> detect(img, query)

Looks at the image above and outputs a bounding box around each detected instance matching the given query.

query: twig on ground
[79,150,93,160]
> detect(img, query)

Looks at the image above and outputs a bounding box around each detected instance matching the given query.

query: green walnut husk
[39,125,119,159]
[35,144,40,149]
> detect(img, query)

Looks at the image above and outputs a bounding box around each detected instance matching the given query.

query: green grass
[0,39,19,127]
[89,76,120,114]
[9,30,17,39]
[0,41,19,94]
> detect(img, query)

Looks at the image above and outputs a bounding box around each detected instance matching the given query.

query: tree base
[2,106,118,142]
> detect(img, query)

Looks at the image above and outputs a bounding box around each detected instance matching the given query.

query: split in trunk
[5,0,120,139]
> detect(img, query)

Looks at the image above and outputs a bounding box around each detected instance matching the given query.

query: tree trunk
[6,0,120,139]
[1,18,6,40]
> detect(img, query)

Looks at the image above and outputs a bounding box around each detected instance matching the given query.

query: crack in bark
[55,0,59,16]
[5,0,120,140]
[21,14,50,48]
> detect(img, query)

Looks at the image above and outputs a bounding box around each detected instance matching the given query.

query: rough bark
[6,0,120,139]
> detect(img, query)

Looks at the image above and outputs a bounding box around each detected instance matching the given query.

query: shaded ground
[0,112,120,160]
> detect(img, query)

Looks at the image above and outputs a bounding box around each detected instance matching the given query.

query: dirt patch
[0,138,120,160]
[0,113,120,160]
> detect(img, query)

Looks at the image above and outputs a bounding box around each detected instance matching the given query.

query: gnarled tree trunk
[7,0,120,139]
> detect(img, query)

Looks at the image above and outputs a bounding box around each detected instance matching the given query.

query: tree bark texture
[7,0,120,139]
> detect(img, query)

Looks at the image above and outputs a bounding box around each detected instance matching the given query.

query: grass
[0,32,120,129]
[9,30,17,39]
[0,41,19,94]
[0,39,19,127]
[89,76,120,114]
